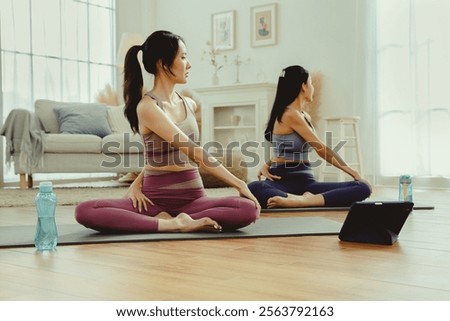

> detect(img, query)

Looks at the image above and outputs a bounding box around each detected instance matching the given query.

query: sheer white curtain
[1,0,116,183]
[377,0,450,184]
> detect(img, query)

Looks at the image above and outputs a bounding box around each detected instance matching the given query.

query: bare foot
[173,213,222,233]
[267,193,325,208]
[267,194,308,208]
[302,192,315,198]
[155,211,172,220]
[158,213,222,233]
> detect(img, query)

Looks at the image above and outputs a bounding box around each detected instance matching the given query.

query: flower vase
[211,70,219,86]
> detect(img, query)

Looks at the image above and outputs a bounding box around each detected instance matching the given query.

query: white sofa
[7,100,143,188]
[3,99,247,189]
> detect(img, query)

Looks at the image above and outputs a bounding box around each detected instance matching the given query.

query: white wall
[152,0,370,114]
[116,0,376,179]
[116,0,157,47]
[115,0,157,96]
[117,0,370,111]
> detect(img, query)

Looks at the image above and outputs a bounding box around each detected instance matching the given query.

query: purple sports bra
[141,92,199,167]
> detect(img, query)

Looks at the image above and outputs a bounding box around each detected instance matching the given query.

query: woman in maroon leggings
[75,31,260,233]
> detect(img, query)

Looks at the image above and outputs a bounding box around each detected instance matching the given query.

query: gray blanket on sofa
[0,109,44,172]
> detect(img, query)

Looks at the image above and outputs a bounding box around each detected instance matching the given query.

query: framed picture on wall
[251,3,277,47]
[211,10,235,51]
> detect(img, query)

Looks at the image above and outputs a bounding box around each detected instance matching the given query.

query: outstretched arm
[286,109,362,180]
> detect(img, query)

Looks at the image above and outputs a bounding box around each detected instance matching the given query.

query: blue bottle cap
[39,181,53,192]
[399,175,412,183]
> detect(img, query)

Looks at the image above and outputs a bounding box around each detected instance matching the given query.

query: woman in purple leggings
[75,31,259,233]
[248,65,371,209]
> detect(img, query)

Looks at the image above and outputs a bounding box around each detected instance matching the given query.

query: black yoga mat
[0,217,343,248]
[261,203,434,213]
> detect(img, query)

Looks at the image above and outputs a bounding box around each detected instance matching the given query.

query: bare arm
[286,109,361,180]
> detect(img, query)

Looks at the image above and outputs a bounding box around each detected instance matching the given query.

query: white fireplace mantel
[194,82,277,181]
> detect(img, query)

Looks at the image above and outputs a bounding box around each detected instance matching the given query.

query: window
[377,0,450,182]
[0,0,116,183]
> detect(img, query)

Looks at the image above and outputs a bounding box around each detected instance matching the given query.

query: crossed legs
[249,179,371,208]
[75,195,258,234]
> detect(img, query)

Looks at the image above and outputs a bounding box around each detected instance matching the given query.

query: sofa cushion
[44,133,102,153]
[35,100,73,133]
[102,133,144,154]
[107,106,133,133]
[53,104,112,138]
[35,100,112,135]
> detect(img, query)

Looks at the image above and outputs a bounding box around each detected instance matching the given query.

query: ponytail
[123,45,143,134]
[264,65,309,141]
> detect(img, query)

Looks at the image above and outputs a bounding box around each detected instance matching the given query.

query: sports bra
[141,92,199,167]
[272,132,311,162]
[272,111,314,162]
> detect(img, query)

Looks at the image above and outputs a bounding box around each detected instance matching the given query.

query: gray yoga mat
[261,204,434,213]
[0,217,342,248]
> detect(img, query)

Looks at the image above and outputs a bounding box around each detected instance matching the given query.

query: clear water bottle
[34,181,58,251]
[398,174,413,202]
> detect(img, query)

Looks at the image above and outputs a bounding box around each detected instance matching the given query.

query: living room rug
[0,217,342,248]
[0,186,237,207]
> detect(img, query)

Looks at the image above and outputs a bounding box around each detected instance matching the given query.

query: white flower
[201,41,227,72]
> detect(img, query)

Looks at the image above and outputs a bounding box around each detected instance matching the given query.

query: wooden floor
[1,187,449,301]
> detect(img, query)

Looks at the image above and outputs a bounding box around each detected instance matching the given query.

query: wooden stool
[319,116,363,182]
